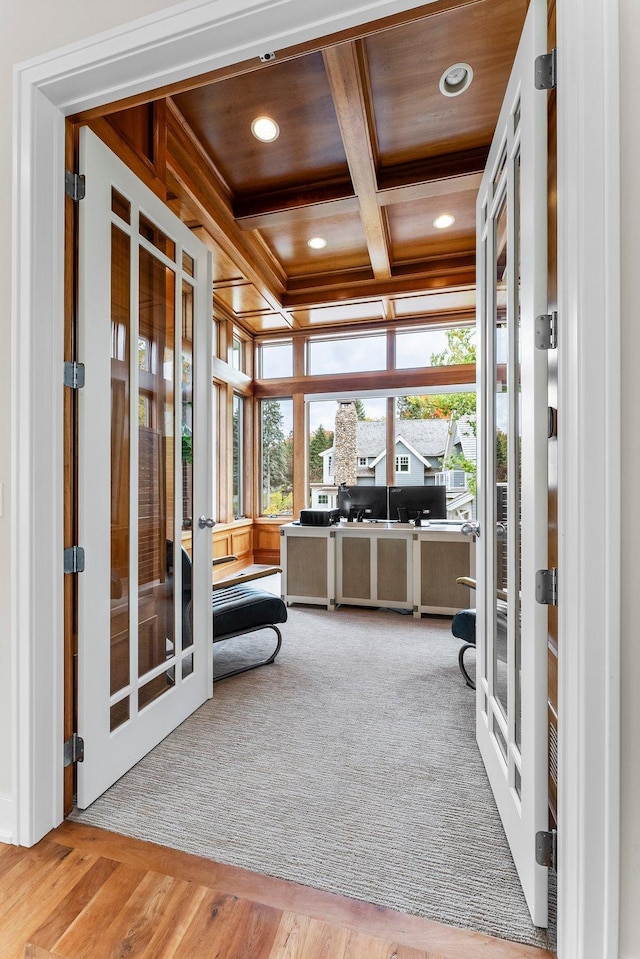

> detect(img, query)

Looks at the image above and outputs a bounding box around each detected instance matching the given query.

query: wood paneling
[8,824,555,959]
[173,53,349,196]
[366,0,527,166]
[387,192,477,264]
[260,208,371,277]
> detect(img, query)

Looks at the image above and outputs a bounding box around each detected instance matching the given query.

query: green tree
[430,327,476,367]
[261,400,292,512]
[308,424,334,483]
[354,399,366,420]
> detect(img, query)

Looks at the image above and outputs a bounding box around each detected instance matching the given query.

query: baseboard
[0,794,15,844]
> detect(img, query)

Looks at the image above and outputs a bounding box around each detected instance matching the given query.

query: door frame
[11,0,620,956]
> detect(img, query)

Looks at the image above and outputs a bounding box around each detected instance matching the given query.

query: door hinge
[535,312,558,350]
[535,829,557,870]
[65,170,86,202]
[63,733,85,767]
[535,48,557,90]
[63,360,85,390]
[536,568,558,606]
[63,545,85,574]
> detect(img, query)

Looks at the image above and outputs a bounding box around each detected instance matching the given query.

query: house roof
[357,419,450,458]
[323,418,451,461]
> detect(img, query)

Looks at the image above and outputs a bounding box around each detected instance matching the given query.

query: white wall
[619,1,640,954]
[0,0,181,822]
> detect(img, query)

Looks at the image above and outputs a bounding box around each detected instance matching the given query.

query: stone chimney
[334,400,358,486]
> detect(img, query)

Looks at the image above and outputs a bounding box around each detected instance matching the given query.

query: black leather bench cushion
[212,584,287,641]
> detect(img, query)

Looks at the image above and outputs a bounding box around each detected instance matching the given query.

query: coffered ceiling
[151,0,527,335]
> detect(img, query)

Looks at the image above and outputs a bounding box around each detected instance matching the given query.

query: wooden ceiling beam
[283,252,475,307]
[166,102,294,324]
[322,41,392,280]
[235,164,483,231]
[253,362,476,398]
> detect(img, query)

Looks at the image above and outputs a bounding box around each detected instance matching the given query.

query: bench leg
[458,643,476,690]
[213,625,283,683]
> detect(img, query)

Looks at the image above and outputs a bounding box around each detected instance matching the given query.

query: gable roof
[355,419,450,458]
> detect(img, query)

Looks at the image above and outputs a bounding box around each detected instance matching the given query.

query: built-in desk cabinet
[281,522,475,616]
[336,526,413,610]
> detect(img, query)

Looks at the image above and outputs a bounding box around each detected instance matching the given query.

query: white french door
[76,128,213,808]
[475,0,549,927]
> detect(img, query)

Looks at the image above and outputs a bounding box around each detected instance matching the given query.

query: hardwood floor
[2,822,555,959]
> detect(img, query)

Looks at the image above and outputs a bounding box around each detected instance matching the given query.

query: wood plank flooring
[0,822,555,959]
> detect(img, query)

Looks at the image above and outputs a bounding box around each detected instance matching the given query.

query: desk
[280,521,475,616]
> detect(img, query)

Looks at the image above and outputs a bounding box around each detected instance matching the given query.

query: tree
[308,424,334,483]
[354,399,366,421]
[261,400,292,511]
[430,327,476,367]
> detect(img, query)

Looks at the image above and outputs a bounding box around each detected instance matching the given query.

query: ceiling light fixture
[307,236,328,250]
[439,62,473,97]
[251,115,280,142]
[433,214,456,229]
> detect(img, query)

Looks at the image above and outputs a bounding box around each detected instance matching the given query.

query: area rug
[71,604,555,949]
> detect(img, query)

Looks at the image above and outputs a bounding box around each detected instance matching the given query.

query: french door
[476,0,549,927]
[76,128,213,808]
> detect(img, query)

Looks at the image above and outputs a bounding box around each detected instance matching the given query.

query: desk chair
[450,577,508,690]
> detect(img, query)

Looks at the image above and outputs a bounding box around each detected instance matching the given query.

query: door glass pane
[138,246,175,690]
[110,697,130,733]
[514,151,523,751]
[494,192,509,717]
[139,213,176,261]
[139,667,176,711]
[111,188,131,224]
[110,225,131,699]
[181,280,194,652]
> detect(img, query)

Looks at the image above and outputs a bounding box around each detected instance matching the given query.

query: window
[261,398,293,515]
[307,399,336,504]
[395,325,476,370]
[358,457,368,467]
[232,395,244,518]
[318,494,329,505]
[229,330,244,371]
[261,340,293,378]
[396,455,410,473]
[308,332,386,375]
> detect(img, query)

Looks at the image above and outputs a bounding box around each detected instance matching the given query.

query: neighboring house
[310,416,476,519]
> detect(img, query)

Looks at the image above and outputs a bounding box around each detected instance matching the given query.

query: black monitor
[337,485,388,521]
[388,485,447,522]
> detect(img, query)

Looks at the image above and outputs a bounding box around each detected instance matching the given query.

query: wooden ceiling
[119,0,528,336]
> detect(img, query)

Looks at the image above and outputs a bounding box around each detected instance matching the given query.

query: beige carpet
[71,604,555,949]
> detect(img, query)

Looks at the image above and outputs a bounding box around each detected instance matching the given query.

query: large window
[261,398,293,516]
[232,394,244,518]
[308,332,387,375]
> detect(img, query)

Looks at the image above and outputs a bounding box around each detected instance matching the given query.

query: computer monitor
[388,485,447,522]
[337,485,388,521]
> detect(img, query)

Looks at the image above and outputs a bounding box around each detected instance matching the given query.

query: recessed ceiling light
[307,236,328,250]
[433,213,456,229]
[439,62,473,97]
[251,116,280,142]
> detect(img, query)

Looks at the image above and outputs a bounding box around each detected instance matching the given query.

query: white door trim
[11,1,621,956]
[556,0,621,956]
